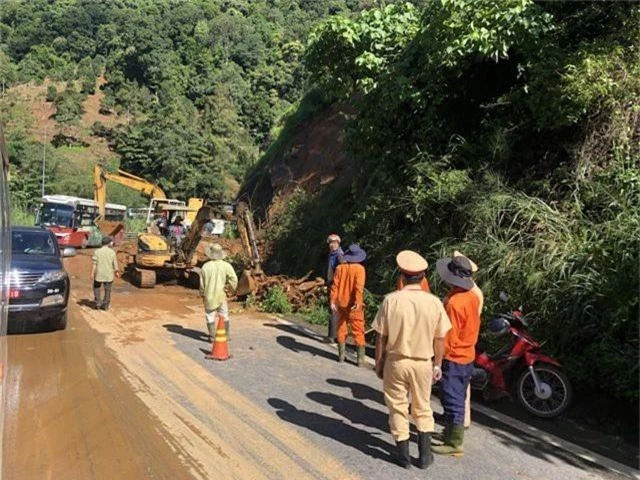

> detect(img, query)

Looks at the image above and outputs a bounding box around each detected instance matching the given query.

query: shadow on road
[263,321,322,339]
[307,391,388,432]
[268,398,396,464]
[163,323,209,343]
[276,335,337,362]
[77,299,97,309]
[327,378,385,405]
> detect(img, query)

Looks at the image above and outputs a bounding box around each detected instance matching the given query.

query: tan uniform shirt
[92,245,118,282]
[373,285,452,360]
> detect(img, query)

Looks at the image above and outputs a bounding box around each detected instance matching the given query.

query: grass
[10,204,36,226]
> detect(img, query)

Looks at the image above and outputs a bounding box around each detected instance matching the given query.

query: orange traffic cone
[206,316,231,361]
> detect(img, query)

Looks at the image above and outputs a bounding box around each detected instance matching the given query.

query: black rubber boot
[417,432,434,469]
[395,440,411,469]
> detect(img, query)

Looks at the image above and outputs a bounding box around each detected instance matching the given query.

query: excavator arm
[94,165,166,218]
[176,205,222,266]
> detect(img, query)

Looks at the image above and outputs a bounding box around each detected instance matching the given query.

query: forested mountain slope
[0,0,382,205]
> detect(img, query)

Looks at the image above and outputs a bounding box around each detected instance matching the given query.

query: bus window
[37,203,74,228]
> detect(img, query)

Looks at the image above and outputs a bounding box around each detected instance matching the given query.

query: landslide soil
[3,251,354,480]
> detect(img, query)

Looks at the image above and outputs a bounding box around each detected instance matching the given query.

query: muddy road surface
[3,251,631,480]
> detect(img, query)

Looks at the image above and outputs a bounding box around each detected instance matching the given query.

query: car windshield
[12,231,57,255]
[38,203,75,227]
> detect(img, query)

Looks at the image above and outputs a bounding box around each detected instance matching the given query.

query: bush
[10,203,36,227]
[81,78,96,95]
[261,286,292,314]
[299,301,328,325]
[45,85,57,102]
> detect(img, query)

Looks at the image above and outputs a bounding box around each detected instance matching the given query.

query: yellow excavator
[93,165,201,226]
[94,165,263,292]
[131,200,263,292]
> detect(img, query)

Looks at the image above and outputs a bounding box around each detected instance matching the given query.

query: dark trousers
[440,359,474,425]
[93,281,112,308]
[327,308,337,339]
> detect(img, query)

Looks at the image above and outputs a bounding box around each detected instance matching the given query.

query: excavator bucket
[236,269,259,297]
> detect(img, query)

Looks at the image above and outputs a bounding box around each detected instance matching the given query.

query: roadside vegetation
[266,0,640,412]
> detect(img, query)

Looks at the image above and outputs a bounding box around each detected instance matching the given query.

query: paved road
[3,251,632,479]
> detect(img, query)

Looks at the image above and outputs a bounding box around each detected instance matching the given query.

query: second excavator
[127,201,263,295]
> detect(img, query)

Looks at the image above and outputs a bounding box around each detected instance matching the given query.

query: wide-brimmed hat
[342,244,366,263]
[437,256,474,290]
[205,243,226,260]
[453,250,478,273]
[396,250,428,274]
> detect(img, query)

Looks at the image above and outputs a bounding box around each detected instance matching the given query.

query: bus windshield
[37,203,74,228]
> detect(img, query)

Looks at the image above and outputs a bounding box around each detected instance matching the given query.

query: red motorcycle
[471,294,573,418]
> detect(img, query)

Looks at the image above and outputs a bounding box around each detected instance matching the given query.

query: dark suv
[8,226,72,333]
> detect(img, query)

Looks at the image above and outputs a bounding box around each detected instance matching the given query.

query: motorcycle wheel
[516,364,573,418]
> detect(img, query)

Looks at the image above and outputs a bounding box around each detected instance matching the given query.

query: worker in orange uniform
[330,244,367,366]
[452,250,482,429]
[432,255,481,457]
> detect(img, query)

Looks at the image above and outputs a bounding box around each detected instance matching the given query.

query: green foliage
[0,0,384,203]
[53,84,85,124]
[273,0,640,407]
[45,84,57,102]
[125,216,147,234]
[299,298,329,325]
[261,285,292,314]
[306,3,419,95]
[10,203,35,227]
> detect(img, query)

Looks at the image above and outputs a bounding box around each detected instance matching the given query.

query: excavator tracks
[133,268,157,288]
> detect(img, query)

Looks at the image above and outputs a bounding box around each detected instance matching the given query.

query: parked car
[8,226,74,333]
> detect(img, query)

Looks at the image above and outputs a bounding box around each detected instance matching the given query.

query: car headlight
[39,270,68,283]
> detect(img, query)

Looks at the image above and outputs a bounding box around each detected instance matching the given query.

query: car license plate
[9,289,20,299]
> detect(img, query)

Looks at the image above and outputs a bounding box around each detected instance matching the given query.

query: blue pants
[440,359,474,426]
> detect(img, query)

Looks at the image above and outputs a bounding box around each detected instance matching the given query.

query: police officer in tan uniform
[373,250,451,469]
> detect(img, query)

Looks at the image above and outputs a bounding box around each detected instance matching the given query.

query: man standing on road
[330,244,367,366]
[432,255,481,457]
[453,250,483,429]
[373,250,451,469]
[200,243,238,341]
[91,236,119,311]
[322,233,343,344]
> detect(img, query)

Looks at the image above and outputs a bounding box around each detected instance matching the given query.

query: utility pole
[41,125,47,197]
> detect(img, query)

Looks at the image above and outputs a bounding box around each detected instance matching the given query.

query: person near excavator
[432,255,481,457]
[200,243,238,341]
[322,233,343,343]
[168,216,186,245]
[330,244,367,366]
[91,236,119,311]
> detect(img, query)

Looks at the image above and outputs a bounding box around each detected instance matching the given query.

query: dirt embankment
[240,102,355,222]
